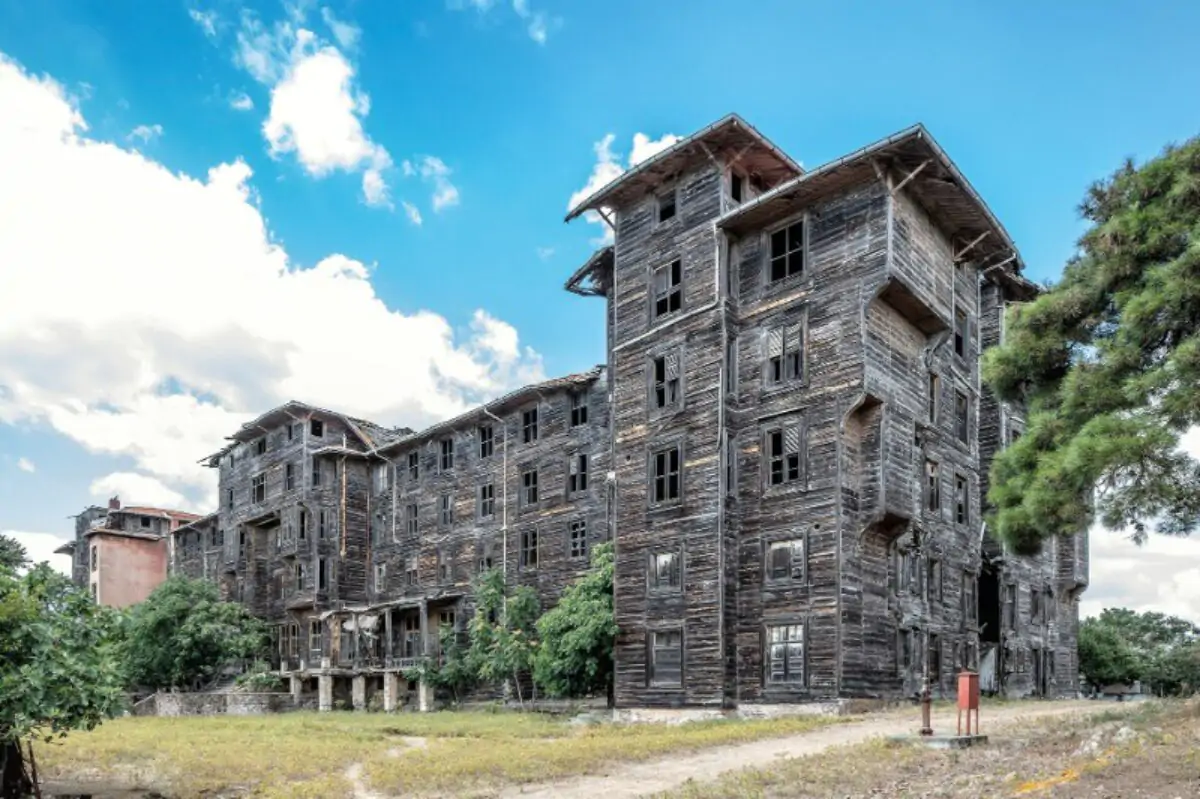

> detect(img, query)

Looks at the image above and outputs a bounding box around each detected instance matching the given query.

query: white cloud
[536,246,554,261]
[189,8,219,39]
[417,155,460,211]
[567,131,679,244]
[229,91,254,111]
[16,457,35,473]
[320,7,361,50]
[402,200,423,226]
[452,0,556,44]
[0,51,543,512]
[89,472,196,512]
[1,530,71,575]
[1082,528,1200,622]
[127,123,163,144]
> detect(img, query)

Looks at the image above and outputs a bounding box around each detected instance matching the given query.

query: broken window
[954,309,968,357]
[651,351,681,410]
[651,445,682,503]
[318,510,327,539]
[374,463,391,493]
[769,219,804,282]
[766,425,804,486]
[570,392,588,427]
[227,488,234,510]
[765,539,805,582]
[406,503,418,536]
[648,629,683,687]
[766,320,804,385]
[405,556,418,586]
[407,451,419,480]
[521,467,539,506]
[238,529,246,558]
[955,474,969,525]
[439,493,453,526]
[649,550,682,592]
[520,528,538,568]
[141,516,152,528]
[766,624,805,685]
[255,437,267,456]
[310,418,324,437]
[375,563,386,592]
[312,457,322,487]
[295,561,307,592]
[568,453,589,496]
[478,425,494,458]
[252,473,266,503]
[478,540,494,572]
[656,189,676,223]
[730,171,744,203]
[522,407,539,443]
[440,438,454,471]
[438,551,451,583]
[653,259,683,319]
[955,390,969,443]
[928,373,940,424]
[298,510,307,541]
[309,620,323,657]
[925,460,940,512]
[478,483,495,519]
[286,463,295,491]
[569,518,588,559]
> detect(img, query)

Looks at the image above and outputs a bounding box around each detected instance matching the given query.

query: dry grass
[35,709,842,798]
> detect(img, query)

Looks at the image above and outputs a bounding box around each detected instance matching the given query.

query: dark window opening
[310,418,324,437]
[299,510,307,540]
[767,426,804,486]
[766,624,805,685]
[568,453,589,496]
[570,393,588,427]
[769,220,804,282]
[439,493,453,526]
[767,321,804,385]
[440,437,454,471]
[652,445,681,503]
[318,510,327,539]
[928,373,940,424]
[954,309,968,357]
[479,425,494,458]
[520,528,539,568]
[318,558,328,591]
[925,460,940,512]
[657,190,676,223]
[569,519,587,559]
[408,451,419,480]
[955,474,969,525]
[255,437,267,456]
[522,468,539,506]
[226,488,233,510]
[478,483,494,518]
[312,457,322,487]
[730,172,744,203]
[141,516,152,528]
[523,407,539,443]
[653,259,682,318]
[252,473,266,503]
[651,352,680,410]
[955,390,969,443]
[406,503,418,535]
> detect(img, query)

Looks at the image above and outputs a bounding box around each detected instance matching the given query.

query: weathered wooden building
[564,113,1085,708]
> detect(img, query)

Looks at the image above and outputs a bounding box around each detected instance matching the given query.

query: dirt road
[501,701,1127,799]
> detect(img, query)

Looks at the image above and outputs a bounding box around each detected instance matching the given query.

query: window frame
[407,451,419,481]
[568,517,588,560]
[648,549,683,594]
[764,537,806,584]
[954,473,969,526]
[765,213,807,285]
[648,349,683,413]
[310,418,324,438]
[519,526,539,570]
[647,627,684,688]
[954,389,970,444]
[438,493,453,527]
[520,465,540,509]
[374,562,386,592]
[522,406,539,444]
[764,621,807,687]
[405,503,419,536]
[655,186,678,225]
[251,473,266,504]
[649,442,684,507]
[567,451,589,497]
[651,257,683,320]
[925,459,941,514]
[478,425,494,458]
[477,482,495,519]
[953,308,970,359]
[569,392,589,427]
[440,437,455,472]
[763,311,807,390]
[763,421,806,489]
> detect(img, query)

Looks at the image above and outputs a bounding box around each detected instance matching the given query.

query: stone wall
[137,692,297,716]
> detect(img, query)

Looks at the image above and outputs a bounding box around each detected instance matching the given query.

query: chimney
[108,495,121,510]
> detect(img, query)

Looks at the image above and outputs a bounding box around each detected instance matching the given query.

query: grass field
[35,709,843,798]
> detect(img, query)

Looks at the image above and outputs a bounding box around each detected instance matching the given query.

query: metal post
[919,679,934,736]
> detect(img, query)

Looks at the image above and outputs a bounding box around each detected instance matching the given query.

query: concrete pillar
[318,675,332,712]
[382,672,399,712]
[290,674,303,705]
[418,677,434,713]
[352,675,367,711]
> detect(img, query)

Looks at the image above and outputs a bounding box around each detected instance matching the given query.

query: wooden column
[385,609,393,665]
[419,599,428,657]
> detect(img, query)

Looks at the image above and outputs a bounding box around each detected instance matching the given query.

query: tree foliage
[533,542,616,698]
[0,534,126,796]
[464,567,540,704]
[123,576,268,690]
[1079,608,1200,695]
[1079,617,1143,688]
[983,135,1200,553]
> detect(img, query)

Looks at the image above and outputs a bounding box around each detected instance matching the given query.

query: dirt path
[501,701,1128,799]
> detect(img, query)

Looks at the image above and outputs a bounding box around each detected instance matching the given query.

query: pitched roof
[565,246,614,297]
[565,114,801,222]
[116,506,202,523]
[202,401,412,464]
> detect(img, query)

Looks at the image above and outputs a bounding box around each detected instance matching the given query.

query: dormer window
[730,172,744,203]
[310,418,324,437]
[656,189,676,223]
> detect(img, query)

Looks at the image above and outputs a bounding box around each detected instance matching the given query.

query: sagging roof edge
[564,245,614,296]
[717,123,1026,274]
[171,512,218,535]
[564,113,802,223]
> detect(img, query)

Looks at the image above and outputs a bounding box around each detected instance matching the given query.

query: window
[375,563,386,592]
[255,437,267,456]
[766,539,805,582]
[478,425,494,458]
[408,451,419,480]
[309,620,322,655]
[91,545,98,572]
[312,457,322,487]
[963,572,978,625]
[521,468,539,506]
[310,418,324,437]
[141,516,152,528]
[929,634,941,683]
[523,407,539,443]
[439,493,453,526]
[438,552,451,583]
[656,189,676,223]
[651,445,682,503]
[1004,584,1017,629]
[570,393,588,427]
[569,518,588,559]
[955,474,969,525]
[238,529,246,558]
[899,628,914,669]
[287,424,295,442]
[406,503,418,536]
[226,488,234,510]
[725,337,738,394]
[294,561,306,592]
[568,453,589,496]
[374,463,391,493]
[650,551,681,591]
[928,373,940,424]
[406,557,418,586]
[318,558,328,591]
[652,259,682,318]
[927,558,942,601]
[318,510,327,540]
[768,219,804,282]
[298,510,308,540]
[730,171,744,203]
[648,630,683,687]
[954,309,968,357]
[440,437,454,471]
[766,321,804,385]
[896,549,922,595]
[1030,587,1041,624]
[925,460,940,512]
[370,512,385,545]
[955,390,969,443]
[212,528,224,548]
[478,542,494,573]
[520,528,539,568]
[478,483,495,519]
[651,352,681,410]
[252,473,266,503]
[766,624,805,685]
[766,426,804,486]
[286,463,295,491]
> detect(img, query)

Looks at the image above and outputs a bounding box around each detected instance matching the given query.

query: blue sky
[1,0,1199,617]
